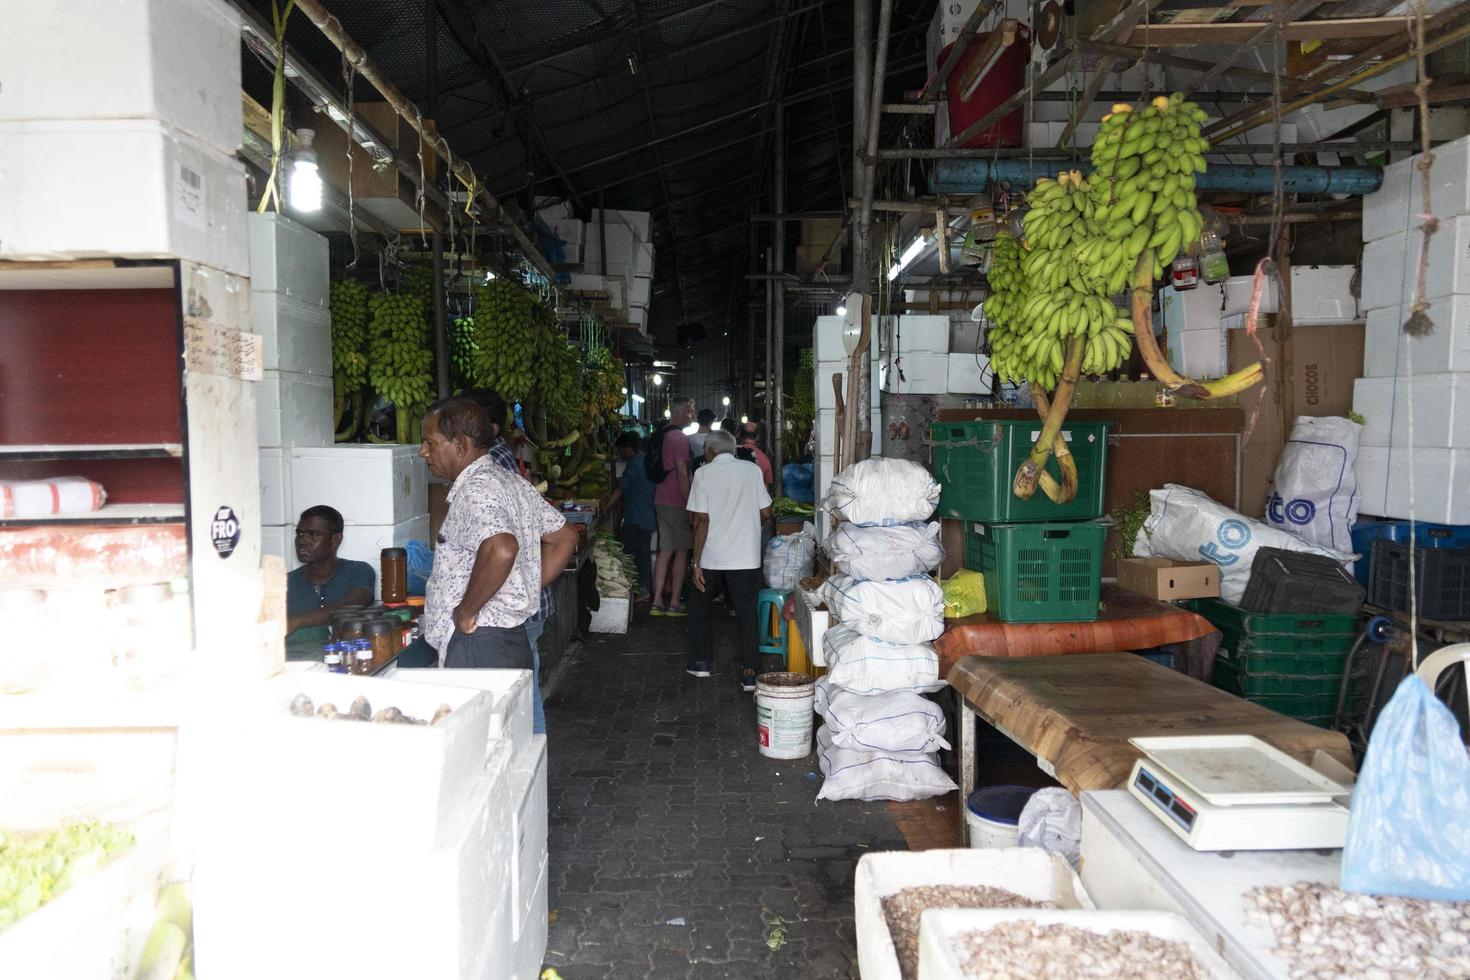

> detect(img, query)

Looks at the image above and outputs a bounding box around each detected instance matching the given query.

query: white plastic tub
[590,596,631,633]
[916,909,1240,980]
[392,667,533,769]
[854,848,1094,980]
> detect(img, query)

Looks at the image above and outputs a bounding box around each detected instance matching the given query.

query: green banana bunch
[367,290,435,423]
[532,320,582,429]
[468,278,536,400]
[330,279,370,389]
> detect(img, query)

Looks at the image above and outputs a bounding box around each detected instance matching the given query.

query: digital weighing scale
[1125,735,1351,851]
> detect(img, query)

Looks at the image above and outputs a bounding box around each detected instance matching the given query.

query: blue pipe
[932,159,1383,195]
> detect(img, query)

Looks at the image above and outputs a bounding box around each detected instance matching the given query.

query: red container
[939,27,1031,149]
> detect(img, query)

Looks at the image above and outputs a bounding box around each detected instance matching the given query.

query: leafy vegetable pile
[0,820,134,929]
[771,497,814,518]
[594,532,637,599]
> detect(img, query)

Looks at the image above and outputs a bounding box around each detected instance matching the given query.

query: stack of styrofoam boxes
[252,213,335,564]
[900,290,1001,397]
[814,315,882,525]
[586,208,654,335]
[1161,266,1361,378]
[880,315,953,396]
[1354,134,1470,524]
[193,668,548,979]
[289,445,430,598]
[536,199,585,266]
[0,0,248,276]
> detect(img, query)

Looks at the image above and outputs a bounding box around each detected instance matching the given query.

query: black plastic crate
[1368,539,1470,621]
[1240,547,1365,616]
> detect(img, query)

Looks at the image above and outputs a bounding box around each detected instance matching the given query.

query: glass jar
[380,548,408,604]
[366,618,398,668]
[328,606,365,640]
[336,617,367,644]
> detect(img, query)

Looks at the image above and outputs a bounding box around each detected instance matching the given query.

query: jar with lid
[380,548,408,604]
[328,606,365,640]
[365,618,398,668]
[323,644,345,673]
[336,616,367,643]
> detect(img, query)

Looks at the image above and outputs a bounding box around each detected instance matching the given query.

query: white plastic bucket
[755,671,815,759]
[965,785,1034,849]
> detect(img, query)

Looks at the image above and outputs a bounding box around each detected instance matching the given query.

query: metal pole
[851,0,872,289]
[598,188,608,277]
[765,247,774,429]
[854,0,891,450]
[746,220,758,417]
[426,0,449,399]
[773,100,786,496]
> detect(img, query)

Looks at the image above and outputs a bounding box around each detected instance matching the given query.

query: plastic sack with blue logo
[405,540,434,596]
[1265,416,1362,553]
[1340,675,1470,901]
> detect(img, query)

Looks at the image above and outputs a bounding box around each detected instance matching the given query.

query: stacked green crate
[935,421,1111,624]
[1186,598,1364,727]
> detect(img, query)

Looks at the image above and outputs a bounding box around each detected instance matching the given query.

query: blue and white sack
[1265,416,1362,553]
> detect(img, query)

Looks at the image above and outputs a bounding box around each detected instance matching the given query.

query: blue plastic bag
[782,462,815,504]
[405,540,434,597]
[1340,675,1470,901]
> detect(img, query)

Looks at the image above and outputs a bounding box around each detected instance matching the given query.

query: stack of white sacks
[814,458,957,802]
[1353,133,1470,524]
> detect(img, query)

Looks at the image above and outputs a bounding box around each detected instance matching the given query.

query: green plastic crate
[1185,598,1360,639]
[966,521,1106,623]
[930,421,1111,522]
[1212,656,1361,697]
[1232,689,1364,720]
[1215,630,1360,657]
[1220,645,1358,675]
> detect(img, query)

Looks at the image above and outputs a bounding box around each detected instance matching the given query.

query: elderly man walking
[685,429,772,690]
[417,397,577,668]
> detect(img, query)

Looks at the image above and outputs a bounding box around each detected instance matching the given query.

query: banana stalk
[1013,336,1085,501]
[1028,385,1078,505]
[1131,254,1265,399]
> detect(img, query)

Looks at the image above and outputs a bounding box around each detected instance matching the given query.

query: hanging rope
[342,48,360,268]
[256,0,297,213]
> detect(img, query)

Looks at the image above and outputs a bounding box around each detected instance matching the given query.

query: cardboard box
[1228,321,1364,514]
[1116,557,1220,601]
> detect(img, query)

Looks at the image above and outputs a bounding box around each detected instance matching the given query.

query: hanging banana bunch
[366,290,435,444]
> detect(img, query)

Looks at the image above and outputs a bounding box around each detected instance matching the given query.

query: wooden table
[950,653,1355,838]
[936,585,1219,675]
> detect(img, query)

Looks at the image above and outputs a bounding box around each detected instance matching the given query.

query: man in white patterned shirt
[419,397,577,669]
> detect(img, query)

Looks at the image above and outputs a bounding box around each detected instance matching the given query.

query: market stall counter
[936,584,1221,677]
[950,652,1355,841]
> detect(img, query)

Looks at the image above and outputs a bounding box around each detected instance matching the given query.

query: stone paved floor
[541,606,909,979]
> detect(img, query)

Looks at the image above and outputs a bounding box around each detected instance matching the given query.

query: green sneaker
[650,606,666,617]
[665,606,688,618]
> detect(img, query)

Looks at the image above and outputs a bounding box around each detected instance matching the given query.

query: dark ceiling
[240,0,934,348]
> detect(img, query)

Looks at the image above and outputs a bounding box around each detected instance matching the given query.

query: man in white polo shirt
[685,428,772,691]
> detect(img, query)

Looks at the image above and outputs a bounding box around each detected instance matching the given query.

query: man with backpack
[648,396,696,616]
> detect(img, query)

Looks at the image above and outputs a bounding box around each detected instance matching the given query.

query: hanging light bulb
[664,407,671,419]
[620,387,628,395]
[721,396,731,406]
[652,374,664,386]
[288,128,322,213]
[740,415,749,424]
[835,304,847,316]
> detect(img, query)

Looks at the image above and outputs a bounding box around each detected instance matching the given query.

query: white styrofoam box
[1169,329,1226,378]
[631,305,649,335]
[566,271,624,311]
[250,290,331,376]
[245,672,493,844]
[336,514,431,592]
[1161,282,1227,336]
[1353,373,1470,448]
[1355,445,1470,523]
[255,369,333,448]
[947,352,992,393]
[581,220,635,255]
[885,315,950,355]
[917,909,1236,980]
[817,358,881,411]
[289,444,428,526]
[1364,294,1470,377]
[260,524,291,564]
[258,448,291,527]
[589,596,632,633]
[627,275,652,309]
[590,207,652,243]
[510,735,549,929]
[535,198,574,221]
[246,212,330,307]
[194,740,516,980]
[1221,275,1278,319]
[542,215,584,264]
[881,352,949,394]
[0,814,170,980]
[394,668,534,769]
[817,408,881,458]
[512,858,550,977]
[854,849,1094,980]
[631,240,655,278]
[0,118,247,275]
[0,0,243,153]
[1288,265,1360,324]
[1363,134,1470,244]
[1361,215,1470,312]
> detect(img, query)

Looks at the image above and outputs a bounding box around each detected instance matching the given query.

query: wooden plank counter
[936,585,1219,675]
[950,653,1355,837]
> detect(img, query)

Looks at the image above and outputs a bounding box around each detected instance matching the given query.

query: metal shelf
[0,503,186,526]
[0,443,183,461]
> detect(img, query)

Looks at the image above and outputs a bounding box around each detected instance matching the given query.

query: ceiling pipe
[932,160,1384,195]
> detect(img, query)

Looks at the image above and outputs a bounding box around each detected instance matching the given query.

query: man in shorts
[652,396,695,616]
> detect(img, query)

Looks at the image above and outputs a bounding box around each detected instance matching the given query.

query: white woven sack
[817,574,944,644]
[1265,416,1362,553]
[822,624,944,695]
[813,677,949,753]
[815,725,957,802]
[1134,484,1355,604]
[824,456,939,525]
[763,522,816,590]
[826,521,944,580]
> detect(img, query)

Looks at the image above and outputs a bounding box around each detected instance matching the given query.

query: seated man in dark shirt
[286,505,375,635]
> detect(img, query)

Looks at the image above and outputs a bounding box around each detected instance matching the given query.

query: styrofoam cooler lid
[966,785,1035,825]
